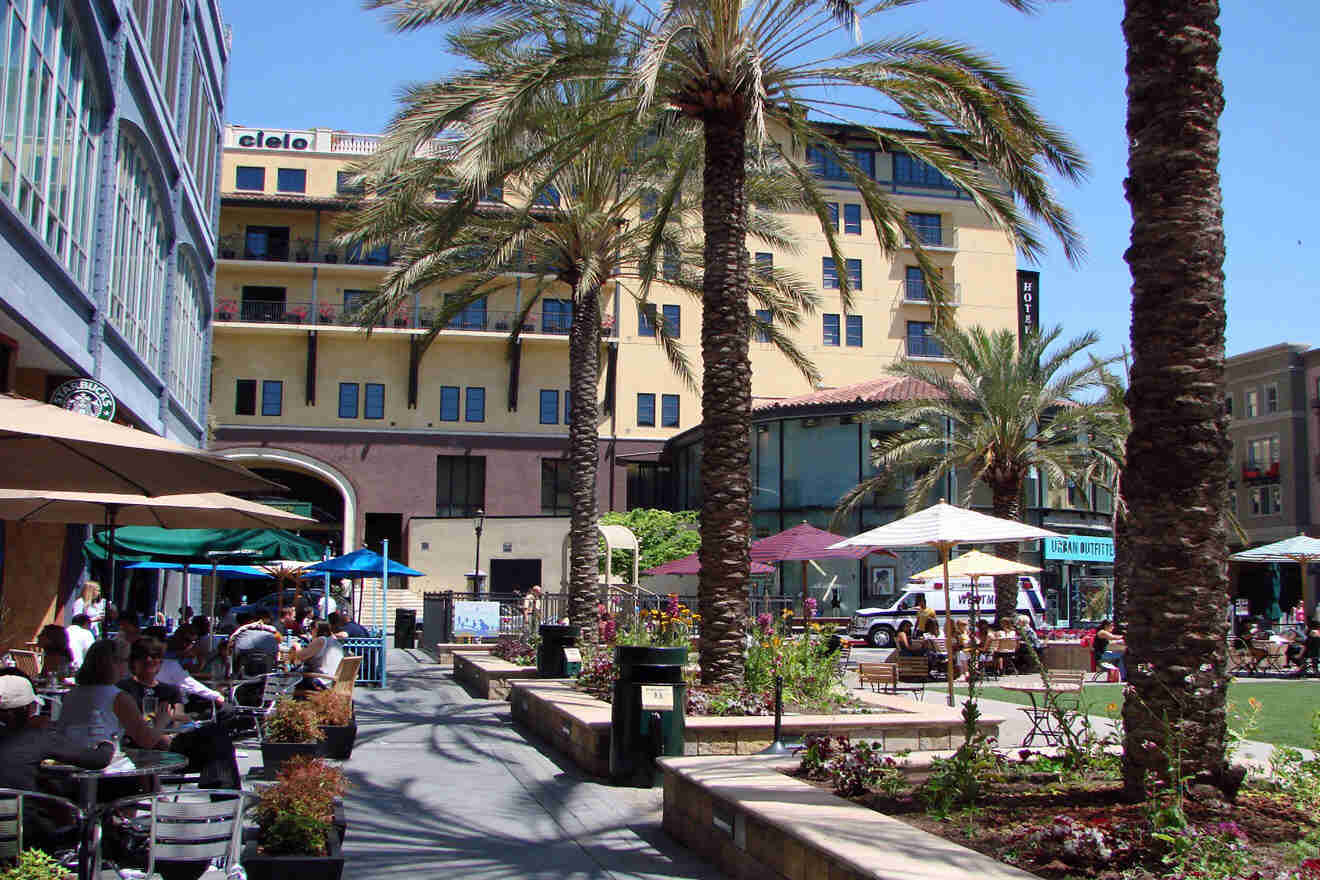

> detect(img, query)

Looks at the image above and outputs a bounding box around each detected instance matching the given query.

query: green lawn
[950,680,1320,749]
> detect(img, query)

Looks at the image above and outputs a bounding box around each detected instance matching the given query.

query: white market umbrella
[831,502,1061,705]
[1231,534,1320,624]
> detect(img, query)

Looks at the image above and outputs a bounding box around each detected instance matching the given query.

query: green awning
[84,527,325,564]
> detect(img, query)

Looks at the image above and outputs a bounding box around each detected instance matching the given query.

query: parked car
[233,589,312,620]
[848,576,1045,648]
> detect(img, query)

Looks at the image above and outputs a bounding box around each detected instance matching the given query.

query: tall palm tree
[833,324,1117,623]
[343,7,820,636]
[369,0,1087,684]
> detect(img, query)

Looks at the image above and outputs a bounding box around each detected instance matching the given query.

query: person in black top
[0,673,112,848]
[118,638,240,790]
[338,607,370,639]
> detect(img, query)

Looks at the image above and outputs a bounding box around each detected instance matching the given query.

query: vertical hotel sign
[1016,270,1040,347]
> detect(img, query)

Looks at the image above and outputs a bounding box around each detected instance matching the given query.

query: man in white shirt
[316,591,337,619]
[66,614,96,669]
[158,628,224,709]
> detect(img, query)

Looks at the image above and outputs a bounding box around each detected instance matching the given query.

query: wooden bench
[896,655,932,684]
[858,662,924,700]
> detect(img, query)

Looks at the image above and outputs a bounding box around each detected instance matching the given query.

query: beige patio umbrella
[909,549,1042,582]
[830,502,1061,706]
[0,393,279,495]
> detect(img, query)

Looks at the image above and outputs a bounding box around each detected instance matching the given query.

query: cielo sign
[235,129,310,150]
[1043,535,1114,563]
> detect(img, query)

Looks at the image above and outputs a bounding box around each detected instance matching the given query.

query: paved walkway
[335,650,726,880]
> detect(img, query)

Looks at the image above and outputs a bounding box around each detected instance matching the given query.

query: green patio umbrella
[1265,563,1284,624]
[85,527,324,563]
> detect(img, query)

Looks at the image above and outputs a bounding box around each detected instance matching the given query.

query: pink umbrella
[645,553,775,576]
[751,523,896,618]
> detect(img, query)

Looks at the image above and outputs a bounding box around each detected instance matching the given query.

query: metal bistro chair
[106,789,255,880]
[0,787,86,865]
[228,671,300,743]
[8,650,40,679]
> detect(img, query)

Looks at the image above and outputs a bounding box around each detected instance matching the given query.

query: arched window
[108,131,170,369]
[170,249,205,419]
[0,0,102,285]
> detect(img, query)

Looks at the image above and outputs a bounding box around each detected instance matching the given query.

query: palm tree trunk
[1120,0,1230,799]
[990,480,1023,626]
[567,285,602,638]
[696,113,751,686]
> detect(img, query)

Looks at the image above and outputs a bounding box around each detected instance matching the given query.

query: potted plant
[322,247,338,263]
[243,756,346,880]
[219,234,241,260]
[216,299,237,321]
[294,237,313,263]
[309,688,356,761]
[0,849,72,880]
[391,306,410,329]
[318,303,337,324]
[284,304,309,324]
[261,697,326,776]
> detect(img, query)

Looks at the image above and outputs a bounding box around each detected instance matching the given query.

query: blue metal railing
[345,630,386,687]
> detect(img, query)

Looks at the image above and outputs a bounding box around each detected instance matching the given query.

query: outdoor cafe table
[41,747,188,880]
[1000,683,1083,748]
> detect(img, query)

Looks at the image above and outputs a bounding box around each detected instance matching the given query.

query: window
[754,308,772,343]
[1246,436,1280,466]
[444,293,487,330]
[844,204,861,235]
[108,135,171,369]
[893,152,957,189]
[364,383,385,420]
[542,299,571,333]
[1244,389,1258,418]
[465,387,485,422]
[336,171,364,195]
[436,455,485,518]
[850,148,876,179]
[662,244,680,281]
[637,393,656,426]
[540,460,571,515]
[822,314,840,346]
[846,315,863,347]
[1265,383,1278,413]
[907,321,945,358]
[244,226,290,261]
[826,202,839,230]
[806,145,848,181]
[661,394,680,428]
[845,258,862,289]
[638,304,656,337]
[276,168,306,193]
[184,52,219,218]
[754,252,773,271]
[170,254,205,419]
[661,304,681,337]
[532,185,560,207]
[0,0,100,285]
[564,390,572,424]
[1249,485,1282,516]
[440,386,460,421]
[338,383,359,419]
[904,266,928,301]
[640,190,658,220]
[260,381,283,417]
[235,380,256,416]
[1224,393,1233,416]
[906,212,943,246]
[540,390,559,424]
[235,166,264,191]
[346,241,390,265]
[822,257,839,289]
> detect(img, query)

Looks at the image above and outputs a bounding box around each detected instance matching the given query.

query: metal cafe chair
[0,787,86,864]
[104,789,255,880]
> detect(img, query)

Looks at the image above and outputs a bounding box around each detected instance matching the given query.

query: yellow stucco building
[209,123,1027,600]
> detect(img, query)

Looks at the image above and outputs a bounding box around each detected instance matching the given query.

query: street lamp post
[473,509,485,596]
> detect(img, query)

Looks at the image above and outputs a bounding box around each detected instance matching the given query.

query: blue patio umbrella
[304,548,424,578]
[124,561,275,581]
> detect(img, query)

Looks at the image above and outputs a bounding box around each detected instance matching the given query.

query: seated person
[327,612,350,641]
[116,638,240,790]
[230,611,280,678]
[0,673,112,849]
[339,608,370,639]
[1093,620,1127,680]
[36,624,75,680]
[157,628,225,715]
[951,620,972,680]
[66,615,96,670]
[1013,614,1043,671]
[184,615,217,672]
[289,622,344,691]
[895,620,925,656]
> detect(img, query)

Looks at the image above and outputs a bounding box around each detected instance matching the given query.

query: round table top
[42,748,188,779]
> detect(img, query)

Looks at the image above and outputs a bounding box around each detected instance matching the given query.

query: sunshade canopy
[1230,535,1320,563]
[750,523,894,562]
[830,502,1061,550]
[909,549,1042,582]
[0,489,314,530]
[85,527,325,564]
[0,393,278,495]
[304,548,424,578]
[644,553,775,576]
[124,561,275,581]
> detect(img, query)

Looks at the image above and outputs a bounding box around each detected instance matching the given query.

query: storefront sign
[1017,270,1040,345]
[235,129,310,150]
[49,377,115,420]
[1043,535,1114,563]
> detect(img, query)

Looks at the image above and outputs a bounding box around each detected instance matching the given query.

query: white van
[848,576,1045,648]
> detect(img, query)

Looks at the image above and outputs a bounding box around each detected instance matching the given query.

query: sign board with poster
[866,566,895,600]
[452,600,501,637]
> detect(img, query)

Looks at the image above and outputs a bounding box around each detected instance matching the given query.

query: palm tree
[833,324,1117,624]
[342,7,820,637]
[368,0,1087,685]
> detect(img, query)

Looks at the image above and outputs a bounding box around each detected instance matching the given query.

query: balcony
[1241,461,1280,483]
[902,225,958,251]
[904,335,949,360]
[214,300,614,338]
[901,279,961,306]
[218,241,391,267]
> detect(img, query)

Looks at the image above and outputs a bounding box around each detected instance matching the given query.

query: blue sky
[221,0,1318,360]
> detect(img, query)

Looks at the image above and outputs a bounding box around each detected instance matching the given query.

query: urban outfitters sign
[1043,535,1114,563]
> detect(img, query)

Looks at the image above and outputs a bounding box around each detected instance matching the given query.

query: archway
[218,447,358,551]
[560,523,640,593]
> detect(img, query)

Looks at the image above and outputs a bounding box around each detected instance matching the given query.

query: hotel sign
[1016,270,1040,345]
[234,128,311,150]
[1043,535,1114,563]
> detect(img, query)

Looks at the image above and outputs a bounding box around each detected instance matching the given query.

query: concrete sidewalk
[336,650,727,880]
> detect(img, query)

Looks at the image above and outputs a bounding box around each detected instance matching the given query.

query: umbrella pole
[105,504,120,617]
[802,561,808,620]
[943,542,955,708]
[1303,558,1313,625]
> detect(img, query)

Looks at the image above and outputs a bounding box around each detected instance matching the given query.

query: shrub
[264,697,326,744]
[686,685,772,717]
[745,623,846,712]
[576,643,616,702]
[797,733,847,777]
[825,740,894,797]
[0,849,71,880]
[307,689,353,726]
[256,756,345,856]
[492,634,536,666]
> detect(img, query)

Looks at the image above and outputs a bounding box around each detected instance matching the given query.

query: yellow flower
[1248,697,1261,710]
[1106,703,1118,713]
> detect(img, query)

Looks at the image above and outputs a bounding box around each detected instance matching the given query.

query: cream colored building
[208,124,1023,598]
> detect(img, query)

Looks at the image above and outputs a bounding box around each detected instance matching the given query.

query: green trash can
[609,645,687,787]
[536,624,579,677]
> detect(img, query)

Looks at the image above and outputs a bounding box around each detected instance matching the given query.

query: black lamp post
[473,509,485,595]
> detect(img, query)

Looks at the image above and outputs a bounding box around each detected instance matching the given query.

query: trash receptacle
[536,624,579,677]
[394,608,417,648]
[609,645,687,787]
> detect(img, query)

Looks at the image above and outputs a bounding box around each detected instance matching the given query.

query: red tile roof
[752,375,949,414]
